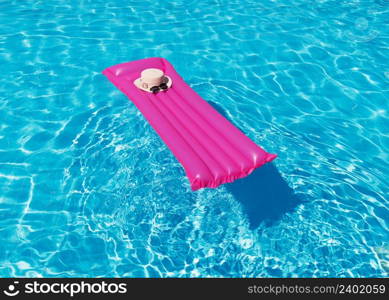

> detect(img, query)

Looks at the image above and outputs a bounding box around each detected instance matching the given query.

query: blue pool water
[0,0,388,277]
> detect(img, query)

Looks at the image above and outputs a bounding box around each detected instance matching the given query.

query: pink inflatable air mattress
[102,57,277,190]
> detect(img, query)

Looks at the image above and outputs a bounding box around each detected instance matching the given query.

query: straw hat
[133,68,172,93]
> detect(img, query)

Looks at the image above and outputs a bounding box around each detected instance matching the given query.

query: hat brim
[133,75,172,93]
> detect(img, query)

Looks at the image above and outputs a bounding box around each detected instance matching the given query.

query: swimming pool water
[0,0,388,277]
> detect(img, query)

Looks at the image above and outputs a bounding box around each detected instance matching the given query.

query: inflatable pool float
[102,57,277,190]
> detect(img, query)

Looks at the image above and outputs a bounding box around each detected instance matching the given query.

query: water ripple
[0,0,387,277]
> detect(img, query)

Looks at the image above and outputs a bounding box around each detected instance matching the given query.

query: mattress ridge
[163,90,242,176]
[152,91,226,180]
[169,86,253,171]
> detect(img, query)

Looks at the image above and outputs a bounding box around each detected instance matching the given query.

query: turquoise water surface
[0,0,388,277]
